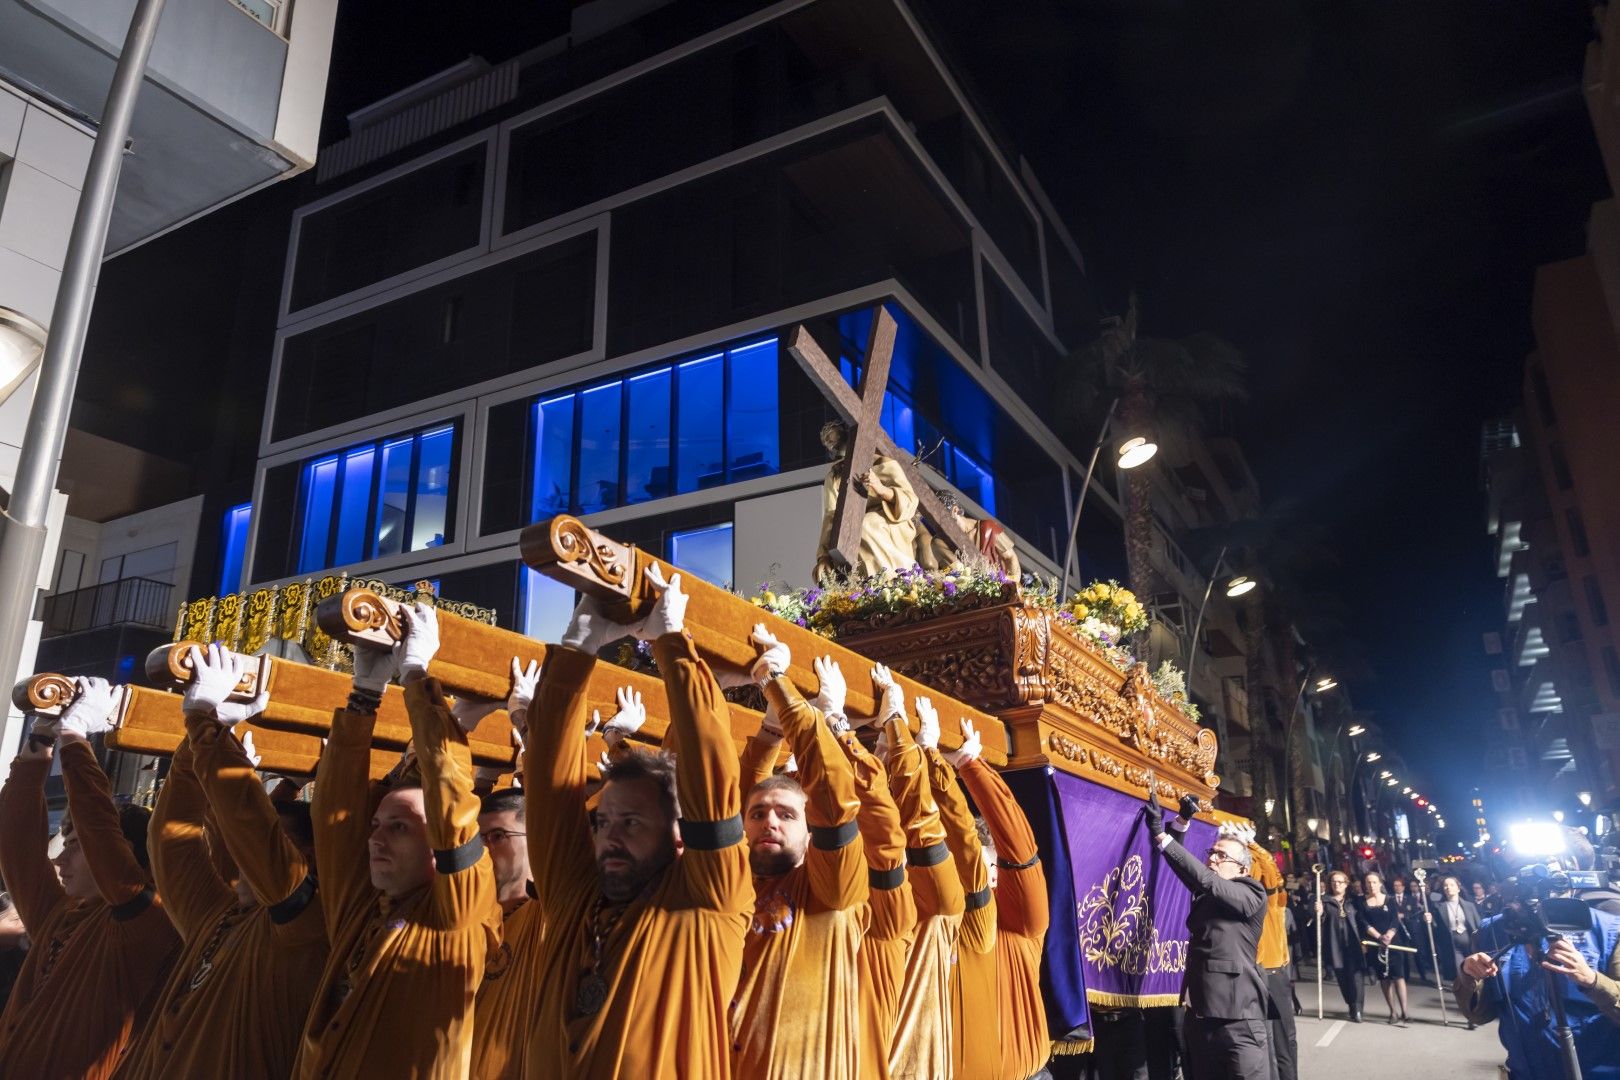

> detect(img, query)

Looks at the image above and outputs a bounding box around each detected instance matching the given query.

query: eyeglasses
[1205,849,1243,867]
[480,828,526,846]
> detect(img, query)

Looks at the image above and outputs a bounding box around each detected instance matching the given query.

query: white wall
[734,483,824,596]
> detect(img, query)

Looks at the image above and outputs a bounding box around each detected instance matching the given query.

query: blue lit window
[521,567,576,642]
[669,523,734,588]
[219,503,252,594]
[520,337,778,522]
[294,423,458,574]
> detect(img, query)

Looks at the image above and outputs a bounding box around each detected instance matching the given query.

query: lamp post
[1058,398,1157,597]
[0,0,170,754]
[1183,545,1256,680]
[1281,671,1340,849]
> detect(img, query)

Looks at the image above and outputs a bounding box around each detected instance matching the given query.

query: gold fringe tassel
[1085,990,1184,1008]
[1050,1038,1096,1056]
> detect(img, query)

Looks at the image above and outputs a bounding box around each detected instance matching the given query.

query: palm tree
[1069,295,1247,602]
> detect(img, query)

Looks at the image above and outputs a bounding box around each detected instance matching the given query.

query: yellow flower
[763,591,777,605]
[1095,582,1111,599]
[751,597,763,607]
[1073,603,1090,619]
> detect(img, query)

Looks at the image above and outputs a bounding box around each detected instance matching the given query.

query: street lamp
[1184,545,1259,684]
[0,308,46,404]
[1281,670,1339,847]
[1264,798,1276,816]
[1366,751,1381,762]
[1058,397,1156,596]
[1579,791,1593,808]
[1306,816,1319,834]
[1379,770,1392,778]
[1553,810,1565,823]
[1225,575,1257,597]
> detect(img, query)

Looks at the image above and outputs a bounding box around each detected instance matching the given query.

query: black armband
[869,865,906,891]
[679,814,743,851]
[433,835,485,874]
[965,885,993,911]
[810,819,859,851]
[906,841,950,868]
[997,851,1041,871]
[347,688,383,714]
[268,875,317,924]
[111,887,155,921]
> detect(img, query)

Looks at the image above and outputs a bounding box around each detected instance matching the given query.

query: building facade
[228,0,1108,652]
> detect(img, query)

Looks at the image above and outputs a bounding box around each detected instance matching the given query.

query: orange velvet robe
[294,676,497,1079]
[731,676,868,1080]
[1248,843,1289,969]
[926,747,999,1080]
[885,715,963,1080]
[116,717,327,1080]
[471,895,545,1079]
[835,729,915,1080]
[959,758,1050,1080]
[525,636,752,1079]
[0,741,180,1080]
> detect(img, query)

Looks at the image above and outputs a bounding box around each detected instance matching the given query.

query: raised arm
[149,738,230,938]
[314,698,386,937]
[639,570,748,910]
[879,677,963,920]
[523,622,599,910]
[394,604,495,931]
[0,735,63,931]
[56,679,150,908]
[1157,831,1264,919]
[956,746,1046,938]
[839,728,915,942]
[922,737,994,955]
[756,630,864,912]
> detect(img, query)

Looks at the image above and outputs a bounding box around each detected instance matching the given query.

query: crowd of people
[0,568,1055,1079]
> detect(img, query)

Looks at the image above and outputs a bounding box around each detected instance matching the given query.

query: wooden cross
[786,304,976,572]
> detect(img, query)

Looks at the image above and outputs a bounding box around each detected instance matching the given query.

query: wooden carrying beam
[520,515,1008,766]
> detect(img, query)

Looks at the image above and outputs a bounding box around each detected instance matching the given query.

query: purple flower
[944,581,958,597]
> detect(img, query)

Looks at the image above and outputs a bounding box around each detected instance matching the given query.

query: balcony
[39,577,173,639]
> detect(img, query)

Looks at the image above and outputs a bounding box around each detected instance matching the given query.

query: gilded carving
[241,588,275,656]
[1047,732,1088,765]
[552,516,630,591]
[12,673,75,716]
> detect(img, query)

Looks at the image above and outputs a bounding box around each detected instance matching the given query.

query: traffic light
[1358,845,1375,860]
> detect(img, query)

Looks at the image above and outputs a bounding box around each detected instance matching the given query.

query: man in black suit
[1424,874,1482,1027]
[1146,793,1271,1080]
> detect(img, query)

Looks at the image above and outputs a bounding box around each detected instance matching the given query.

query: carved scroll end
[144,642,267,699]
[12,673,76,717]
[316,588,401,649]
[522,516,635,601]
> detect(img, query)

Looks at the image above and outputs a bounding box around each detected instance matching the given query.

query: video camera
[1490,865,1593,951]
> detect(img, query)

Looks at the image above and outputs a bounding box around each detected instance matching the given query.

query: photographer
[1453,882,1620,1079]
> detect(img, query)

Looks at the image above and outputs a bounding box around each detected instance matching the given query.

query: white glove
[639,565,688,639]
[507,658,541,733]
[811,655,846,720]
[449,694,502,734]
[915,696,941,750]
[351,641,398,694]
[58,677,119,740]
[596,686,646,748]
[750,624,790,683]
[560,594,630,655]
[216,690,269,727]
[871,663,905,724]
[595,752,613,778]
[238,729,262,769]
[182,643,243,717]
[783,753,798,774]
[760,700,784,738]
[398,602,440,679]
[944,717,982,768]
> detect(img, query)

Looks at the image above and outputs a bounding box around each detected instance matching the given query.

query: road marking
[1315,1020,1346,1048]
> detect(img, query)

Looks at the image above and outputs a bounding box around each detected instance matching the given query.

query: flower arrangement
[1056,579,1148,637]
[748,563,1017,638]
[1151,659,1201,723]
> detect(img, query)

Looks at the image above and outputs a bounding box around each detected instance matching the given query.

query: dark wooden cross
[786,304,975,572]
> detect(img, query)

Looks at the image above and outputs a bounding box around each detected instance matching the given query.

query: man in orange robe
[732,630,869,1079]
[524,568,752,1078]
[117,644,327,1079]
[877,670,963,1080]
[470,766,545,1079]
[0,678,180,1079]
[294,603,498,1078]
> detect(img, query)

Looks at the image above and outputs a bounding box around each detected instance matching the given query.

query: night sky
[91,1,1610,835]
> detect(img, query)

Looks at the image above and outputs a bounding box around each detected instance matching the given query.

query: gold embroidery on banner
[1076,855,1188,978]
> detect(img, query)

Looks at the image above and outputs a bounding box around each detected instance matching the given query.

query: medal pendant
[575,971,608,1016]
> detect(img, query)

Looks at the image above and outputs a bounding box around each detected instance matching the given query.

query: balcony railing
[39,578,174,639]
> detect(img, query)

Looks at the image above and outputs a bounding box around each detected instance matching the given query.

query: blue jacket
[1475,906,1620,1080]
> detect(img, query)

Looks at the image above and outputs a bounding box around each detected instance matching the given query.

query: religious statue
[915,488,1021,582]
[813,419,919,583]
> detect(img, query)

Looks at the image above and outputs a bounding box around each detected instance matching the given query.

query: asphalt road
[1293,971,1506,1078]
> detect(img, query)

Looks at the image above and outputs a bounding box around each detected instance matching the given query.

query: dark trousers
[1088,1009,1147,1080]
[1181,1014,1270,1080]
[1333,966,1364,1016]
[1265,967,1297,1080]
[1144,1005,1184,1080]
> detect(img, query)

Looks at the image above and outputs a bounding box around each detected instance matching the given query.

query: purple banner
[1052,771,1216,1007]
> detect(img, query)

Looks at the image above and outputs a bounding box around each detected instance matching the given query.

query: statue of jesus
[813,419,919,584]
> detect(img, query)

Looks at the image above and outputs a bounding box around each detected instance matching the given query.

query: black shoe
[1467,1021,1476,1031]
[1351,1012,1363,1023]
[1386,1014,1397,1025]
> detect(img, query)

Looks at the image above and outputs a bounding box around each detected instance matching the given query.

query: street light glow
[1365,751,1381,762]
[1579,791,1593,808]
[1263,798,1275,815]
[1553,810,1565,822]
[1307,817,1319,832]
[1225,575,1256,598]
[1379,770,1392,778]
[1116,437,1158,469]
[1386,778,1398,786]
[1318,678,1340,693]
[1402,786,1412,794]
